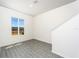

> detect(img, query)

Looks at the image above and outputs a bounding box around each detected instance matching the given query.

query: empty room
[0,0,79,58]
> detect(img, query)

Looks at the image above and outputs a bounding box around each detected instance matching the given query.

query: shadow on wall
[51,13,79,32]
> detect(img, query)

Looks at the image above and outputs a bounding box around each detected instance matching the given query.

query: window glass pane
[19,19,24,27]
[19,19,24,35]
[12,27,18,35]
[12,17,18,27]
[11,17,18,35]
[19,27,24,35]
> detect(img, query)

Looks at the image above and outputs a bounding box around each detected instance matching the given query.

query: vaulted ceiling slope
[0,0,76,16]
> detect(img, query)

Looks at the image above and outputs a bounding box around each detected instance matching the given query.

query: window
[11,17,24,35]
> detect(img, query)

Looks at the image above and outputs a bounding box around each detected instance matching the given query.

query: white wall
[52,13,79,58]
[33,0,78,44]
[0,6,33,47]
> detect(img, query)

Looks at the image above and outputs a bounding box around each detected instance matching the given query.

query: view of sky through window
[12,17,18,27]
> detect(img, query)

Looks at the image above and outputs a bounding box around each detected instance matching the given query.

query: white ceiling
[0,0,76,16]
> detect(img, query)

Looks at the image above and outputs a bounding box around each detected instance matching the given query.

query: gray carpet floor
[0,39,62,58]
